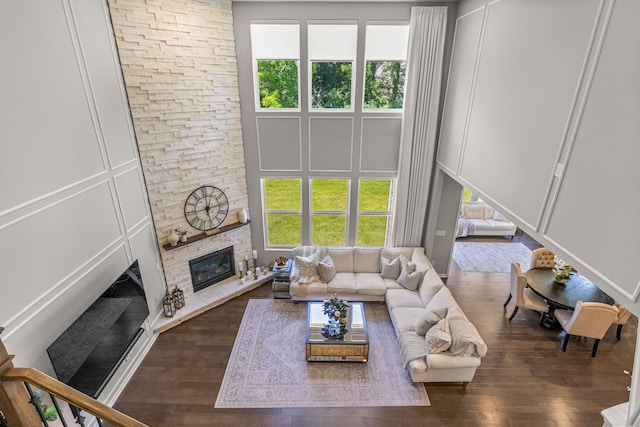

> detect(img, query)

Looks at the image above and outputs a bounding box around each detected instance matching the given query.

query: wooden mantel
[162,221,251,251]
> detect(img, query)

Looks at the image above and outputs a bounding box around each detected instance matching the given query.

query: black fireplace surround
[189,246,235,292]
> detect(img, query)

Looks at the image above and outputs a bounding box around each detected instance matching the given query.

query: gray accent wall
[233,2,456,257]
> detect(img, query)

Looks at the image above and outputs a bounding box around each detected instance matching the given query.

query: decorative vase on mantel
[167,231,179,247]
[238,207,248,224]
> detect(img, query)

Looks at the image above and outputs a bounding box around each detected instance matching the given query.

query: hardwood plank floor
[113,243,635,426]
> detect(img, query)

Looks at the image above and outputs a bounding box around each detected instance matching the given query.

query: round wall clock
[184,186,229,231]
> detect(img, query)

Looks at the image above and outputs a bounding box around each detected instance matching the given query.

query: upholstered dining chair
[530,247,556,269]
[554,301,619,357]
[613,302,633,340]
[505,262,549,323]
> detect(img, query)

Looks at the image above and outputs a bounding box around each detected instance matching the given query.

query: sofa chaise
[288,245,487,383]
[456,201,517,238]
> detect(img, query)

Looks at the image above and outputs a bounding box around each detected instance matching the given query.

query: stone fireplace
[189,246,235,292]
[107,0,252,300]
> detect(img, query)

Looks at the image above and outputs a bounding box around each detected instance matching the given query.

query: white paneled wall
[436,0,640,313]
[0,0,163,405]
[435,3,640,418]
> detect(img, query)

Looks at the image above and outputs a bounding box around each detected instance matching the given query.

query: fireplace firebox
[189,246,235,292]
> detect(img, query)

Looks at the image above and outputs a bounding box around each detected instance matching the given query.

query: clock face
[184,186,229,231]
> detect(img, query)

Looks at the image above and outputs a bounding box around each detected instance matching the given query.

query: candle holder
[172,286,185,310]
[162,289,175,318]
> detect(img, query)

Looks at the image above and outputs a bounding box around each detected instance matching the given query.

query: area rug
[215,299,430,408]
[452,242,532,273]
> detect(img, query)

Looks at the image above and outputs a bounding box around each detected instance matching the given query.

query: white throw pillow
[415,310,442,336]
[295,253,319,284]
[397,268,424,291]
[492,210,508,222]
[380,256,400,279]
[399,254,416,274]
[425,318,451,354]
[317,255,336,282]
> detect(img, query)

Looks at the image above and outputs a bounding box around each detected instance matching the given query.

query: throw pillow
[493,210,508,222]
[446,306,488,357]
[425,318,451,354]
[317,255,336,282]
[415,310,442,336]
[398,254,416,274]
[397,268,424,291]
[380,256,400,279]
[295,253,319,284]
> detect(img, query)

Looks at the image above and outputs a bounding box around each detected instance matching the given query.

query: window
[308,24,357,110]
[263,178,301,246]
[311,179,350,246]
[363,25,409,110]
[356,179,394,246]
[462,188,483,202]
[311,62,352,109]
[249,20,404,250]
[257,60,298,108]
[250,24,300,110]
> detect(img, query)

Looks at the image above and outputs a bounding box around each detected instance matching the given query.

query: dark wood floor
[113,240,636,426]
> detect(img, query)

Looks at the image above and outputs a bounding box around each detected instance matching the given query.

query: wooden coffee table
[306,301,369,362]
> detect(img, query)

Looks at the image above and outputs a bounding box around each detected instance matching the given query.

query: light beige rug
[453,242,532,273]
[215,299,430,408]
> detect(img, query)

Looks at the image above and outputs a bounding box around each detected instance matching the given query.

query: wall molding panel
[256,116,303,172]
[436,0,640,314]
[0,0,163,402]
[309,117,354,173]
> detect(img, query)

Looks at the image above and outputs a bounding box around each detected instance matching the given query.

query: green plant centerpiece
[553,256,572,284]
[321,294,349,340]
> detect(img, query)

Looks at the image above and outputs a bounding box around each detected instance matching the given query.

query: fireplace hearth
[189,246,235,292]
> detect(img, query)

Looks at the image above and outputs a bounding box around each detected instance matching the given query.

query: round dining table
[524,267,614,327]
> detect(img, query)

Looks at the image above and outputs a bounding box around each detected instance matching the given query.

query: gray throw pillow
[317,255,336,282]
[415,310,442,336]
[380,256,400,279]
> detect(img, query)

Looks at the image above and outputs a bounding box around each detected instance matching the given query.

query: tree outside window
[257,60,299,108]
[311,62,352,109]
[363,61,406,109]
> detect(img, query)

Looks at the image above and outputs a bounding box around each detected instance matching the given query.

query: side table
[272,258,292,299]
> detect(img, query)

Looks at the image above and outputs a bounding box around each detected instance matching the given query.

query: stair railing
[0,327,147,427]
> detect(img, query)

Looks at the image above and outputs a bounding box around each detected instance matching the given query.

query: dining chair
[613,302,633,340]
[506,262,549,324]
[530,247,556,269]
[554,301,619,357]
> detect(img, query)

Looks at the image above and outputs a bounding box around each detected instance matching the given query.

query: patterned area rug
[215,299,430,408]
[452,242,532,273]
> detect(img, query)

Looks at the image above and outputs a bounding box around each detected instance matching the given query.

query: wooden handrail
[1,367,148,427]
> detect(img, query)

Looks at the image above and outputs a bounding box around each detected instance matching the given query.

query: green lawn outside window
[263,178,392,247]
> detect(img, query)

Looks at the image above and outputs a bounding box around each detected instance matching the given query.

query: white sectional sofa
[288,245,487,383]
[456,201,518,238]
